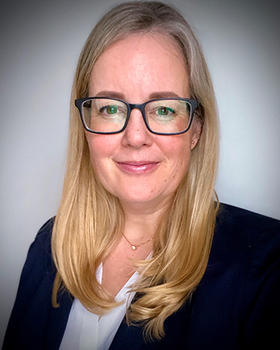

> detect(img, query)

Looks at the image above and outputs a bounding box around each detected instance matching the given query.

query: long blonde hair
[52,1,219,340]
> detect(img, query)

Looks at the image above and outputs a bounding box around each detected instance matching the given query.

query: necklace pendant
[131,245,137,250]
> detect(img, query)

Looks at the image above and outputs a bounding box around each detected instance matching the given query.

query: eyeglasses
[75,97,198,135]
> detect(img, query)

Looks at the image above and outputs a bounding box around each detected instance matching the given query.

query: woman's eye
[156,106,175,116]
[100,105,118,114]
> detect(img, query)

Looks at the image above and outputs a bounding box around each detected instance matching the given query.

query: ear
[190,120,202,150]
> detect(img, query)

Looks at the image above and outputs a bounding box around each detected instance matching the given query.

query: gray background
[1,0,279,345]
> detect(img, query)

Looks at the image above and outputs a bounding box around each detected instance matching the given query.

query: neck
[120,198,170,242]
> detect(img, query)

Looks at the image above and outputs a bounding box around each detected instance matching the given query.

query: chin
[116,188,173,209]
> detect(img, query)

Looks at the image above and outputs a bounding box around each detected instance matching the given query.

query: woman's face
[87,32,200,212]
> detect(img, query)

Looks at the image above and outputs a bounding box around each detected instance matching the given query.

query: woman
[3,1,280,349]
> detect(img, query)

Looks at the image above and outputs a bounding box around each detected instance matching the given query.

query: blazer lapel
[110,297,193,349]
[110,317,146,350]
[45,291,73,349]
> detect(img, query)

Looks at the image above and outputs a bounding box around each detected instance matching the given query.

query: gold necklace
[122,232,153,250]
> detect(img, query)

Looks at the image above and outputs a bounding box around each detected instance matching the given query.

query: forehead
[89,32,189,99]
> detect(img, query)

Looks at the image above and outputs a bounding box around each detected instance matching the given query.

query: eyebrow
[94,90,181,100]
[95,91,125,99]
[149,91,180,99]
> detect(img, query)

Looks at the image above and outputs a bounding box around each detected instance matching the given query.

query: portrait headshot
[1,0,279,349]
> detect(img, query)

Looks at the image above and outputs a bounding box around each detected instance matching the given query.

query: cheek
[86,136,112,175]
[159,134,192,161]
[159,136,192,180]
[86,134,118,159]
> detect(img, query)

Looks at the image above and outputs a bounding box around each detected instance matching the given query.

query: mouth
[115,161,160,174]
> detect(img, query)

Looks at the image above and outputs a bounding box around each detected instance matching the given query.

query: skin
[86,32,201,296]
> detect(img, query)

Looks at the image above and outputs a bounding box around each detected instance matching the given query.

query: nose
[121,108,153,148]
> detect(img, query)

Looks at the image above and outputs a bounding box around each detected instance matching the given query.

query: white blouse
[60,264,139,350]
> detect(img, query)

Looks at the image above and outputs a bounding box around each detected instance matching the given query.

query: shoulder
[203,202,280,298]
[216,202,280,234]
[215,204,280,347]
[211,203,280,286]
[15,217,56,296]
[3,218,58,349]
[187,204,280,347]
[213,203,280,262]
[21,217,55,277]
[33,216,55,250]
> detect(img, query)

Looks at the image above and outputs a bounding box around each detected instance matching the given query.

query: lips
[115,161,159,174]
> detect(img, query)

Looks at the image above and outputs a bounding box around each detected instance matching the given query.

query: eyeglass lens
[81,98,192,134]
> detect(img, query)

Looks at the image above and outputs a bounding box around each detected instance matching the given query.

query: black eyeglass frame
[75,96,198,135]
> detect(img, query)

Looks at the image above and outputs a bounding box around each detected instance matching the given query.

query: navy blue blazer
[3,203,280,349]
